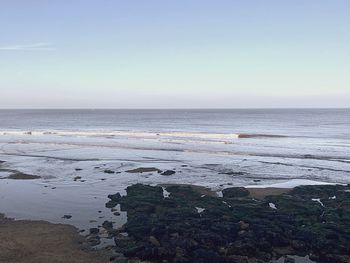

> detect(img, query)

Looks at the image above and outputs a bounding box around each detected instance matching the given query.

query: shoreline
[2,183,349,262]
[0,185,297,262]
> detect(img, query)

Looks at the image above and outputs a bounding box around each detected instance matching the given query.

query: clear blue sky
[0,0,349,108]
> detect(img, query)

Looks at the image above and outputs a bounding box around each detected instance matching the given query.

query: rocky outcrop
[105,184,350,263]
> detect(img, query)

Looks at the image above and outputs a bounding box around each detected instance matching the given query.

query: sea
[0,109,349,243]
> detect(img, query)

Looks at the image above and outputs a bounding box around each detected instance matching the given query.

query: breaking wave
[0,129,287,143]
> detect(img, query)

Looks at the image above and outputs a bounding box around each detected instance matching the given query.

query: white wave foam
[0,129,240,143]
[0,130,290,141]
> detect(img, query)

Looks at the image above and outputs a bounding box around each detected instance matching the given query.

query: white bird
[269,203,277,210]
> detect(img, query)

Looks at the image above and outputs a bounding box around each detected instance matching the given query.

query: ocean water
[0,109,349,238]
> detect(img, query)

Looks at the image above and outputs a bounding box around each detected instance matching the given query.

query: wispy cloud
[0,42,55,51]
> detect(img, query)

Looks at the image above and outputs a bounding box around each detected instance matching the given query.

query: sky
[0,0,349,109]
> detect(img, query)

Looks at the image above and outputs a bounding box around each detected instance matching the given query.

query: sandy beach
[247,187,291,199]
[0,214,106,263]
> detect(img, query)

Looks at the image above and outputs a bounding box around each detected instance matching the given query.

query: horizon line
[0,107,349,110]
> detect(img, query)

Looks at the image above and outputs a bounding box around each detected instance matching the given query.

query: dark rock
[284,256,295,263]
[227,240,257,256]
[108,192,122,201]
[4,172,41,180]
[239,220,250,230]
[219,171,247,176]
[290,240,307,251]
[89,228,99,235]
[104,183,350,263]
[104,169,115,174]
[62,215,72,219]
[149,236,161,247]
[222,187,250,198]
[106,192,122,208]
[86,235,100,246]
[106,201,117,208]
[126,167,162,173]
[102,220,114,230]
[114,236,133,250]
[161,170,176,176]
[114,256,128,263]
[193,248,220,263]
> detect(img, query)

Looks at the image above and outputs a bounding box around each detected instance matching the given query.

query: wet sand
[247,187,291,199]
[161,183,291,199]
[0,214,106,263]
